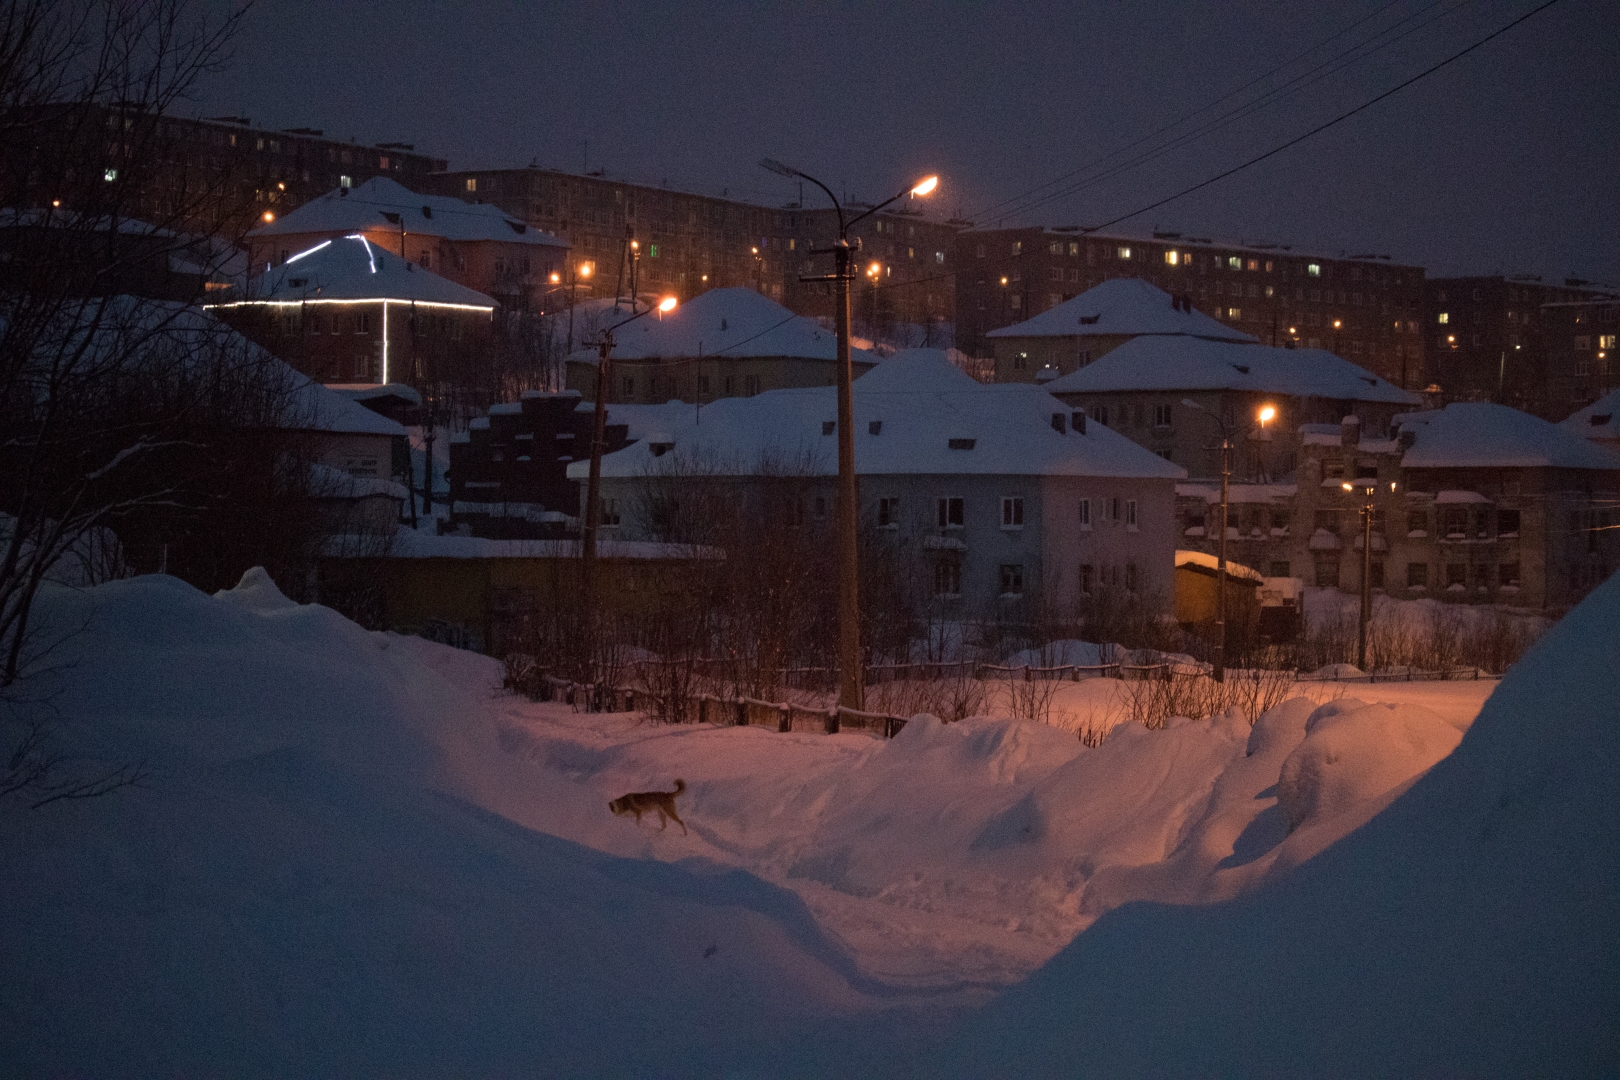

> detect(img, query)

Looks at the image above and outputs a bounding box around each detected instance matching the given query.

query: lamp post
[1182,399,1275,682]
[760,158,937,712]
[866,261,882,344]
[566,260,593,354]
[1342,477,1395,671]
[582,296,678,662]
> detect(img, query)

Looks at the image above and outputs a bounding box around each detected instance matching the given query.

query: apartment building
[1539,297,1620,418]
[1424,275,1609,416]
[420,168,957,335]
[0,103,445,241]
[1174,405,1620,612]
[955,226,1428,388]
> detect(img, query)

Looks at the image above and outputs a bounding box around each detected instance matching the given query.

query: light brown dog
[608,778,688,835]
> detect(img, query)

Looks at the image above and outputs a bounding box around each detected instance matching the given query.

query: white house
[567,348,1187,615]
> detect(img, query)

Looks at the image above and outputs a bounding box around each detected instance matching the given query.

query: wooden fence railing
[529,675,910,738]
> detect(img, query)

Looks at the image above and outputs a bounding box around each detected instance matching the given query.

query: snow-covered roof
[567,376,1186,482]
[249,177,567,249]
[326,382,423,407]
[1175,549,1264,582]
[565,288,878,366]
[855,348,984,393]
[1561,388,1620,443]
[220,235,495,308]
[986,279,1257,343]
[1043,335,1422,405]
[1397,403,1620,471]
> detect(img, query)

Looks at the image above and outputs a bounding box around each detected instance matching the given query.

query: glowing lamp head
[910,175,939,197]
[277,181,285,191]
[1258,405,1276,425]
[51,199,61,208]
[1342,482,1353,492]
[630,240,639,251]
[1333,319,1343,330]
[579,262,594,278]
[549,272,560,284]
[657,296,677,313]
[262,211,274,222]
[999,276,1009,286]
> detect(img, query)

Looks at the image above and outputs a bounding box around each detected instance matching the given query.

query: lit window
[935,251,944,264]
[1117,246,1131,260]
[1247,259,1259,271]
[1164,250,1179,266]
[1601,335,1617,349]
[465,178,477,192]
[1069,242,1079,255]
[339,174,352,188]
[1308,263,1321,276]
[103,168,117,182]
[1438,312,1449,324]
[1228,256,1242,270]
[1227,307,1242,320]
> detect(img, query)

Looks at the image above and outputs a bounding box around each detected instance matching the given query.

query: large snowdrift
[934,571,1620,1077]
[0,574,886,1075]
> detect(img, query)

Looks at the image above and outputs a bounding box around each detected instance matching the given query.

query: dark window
[1408,510,1427,534]
[878,497,899,527]
[948,437,976,450]
[1446,563,1468,588]
[1079,564,1094,595]
[999,564,1024,596]
[934,561,962,597]
[1407,562,1428,588]
[1443,508,1468,538]
[1124,563,1139,592]
[1497,508,1520,537]
[1001,497,1024,527]
[1269,561,1291,578]
[937,497,964,528]
[1369,561,1384,588]
[1500,562,1521,587]
[1314,509,1339,532]
[1315,560,1340,588]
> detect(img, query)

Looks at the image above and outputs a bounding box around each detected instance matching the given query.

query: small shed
[1173,549,1263,629]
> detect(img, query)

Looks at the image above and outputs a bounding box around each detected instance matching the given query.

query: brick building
[0,103,445,242]
[1423,275,1608,416]
[1174,405,1620,613]
[419,168,957,337]
[955,227,1428,388]
[246,177,568,312]
[1539,297,1620,418]
[207,234,495,386]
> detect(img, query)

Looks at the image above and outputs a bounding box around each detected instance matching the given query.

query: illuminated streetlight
[657,295,677,313]
[262,211,274,222]
[758,157,939,713]
[1343,475,1398,670]
[1180,400,1279,681]
[549,272,561,284]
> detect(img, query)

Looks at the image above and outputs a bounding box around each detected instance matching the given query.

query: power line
[874,0,1562,299]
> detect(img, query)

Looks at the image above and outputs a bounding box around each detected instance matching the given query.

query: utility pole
[761,158,937,713]
[1360,484,1374,671]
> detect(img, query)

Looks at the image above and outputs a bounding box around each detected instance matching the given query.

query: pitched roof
[1043,335,1421,405]
[855,348,984,393]
[567,287,878,365]
[567,377,1186,482]
[249,177,567,248]
[225,235,496,308]
[1562,388,1620,443]
[1398,403,1620,470]
[986,278,1257,342]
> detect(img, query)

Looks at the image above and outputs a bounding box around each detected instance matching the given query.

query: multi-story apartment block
[246,177,568,312]
[0,103,445,241]
[1174,404,1620,613]
[1540,297,1620,418]
[1424,275,1608,416]
[955,226,1428,388]
[419,168,957,336]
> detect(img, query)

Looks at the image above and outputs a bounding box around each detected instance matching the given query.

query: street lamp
[566,260,594,354]
[582,295,679,644]
[760,157,938,712]
[1342,476,1396,671]
[866,261,882,342]
[1181,399,1276,681]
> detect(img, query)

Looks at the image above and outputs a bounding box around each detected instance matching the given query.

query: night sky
[197,0,1619,284]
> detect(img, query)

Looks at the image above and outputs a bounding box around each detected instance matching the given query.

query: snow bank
[0,572,886,1075]
[933,570,1620,1077]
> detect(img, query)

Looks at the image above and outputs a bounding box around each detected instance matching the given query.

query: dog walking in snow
[608,779,688,835]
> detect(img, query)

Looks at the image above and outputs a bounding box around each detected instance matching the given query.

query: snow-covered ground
[2,565,1611,1073]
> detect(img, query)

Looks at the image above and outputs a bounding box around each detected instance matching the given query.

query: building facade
[1,103,445,242]
[955,226,1428,388]
[1423,275,1609,416]
[419,168,958,337]
[1173,406,1620,612]
[1540,297,1620,419]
